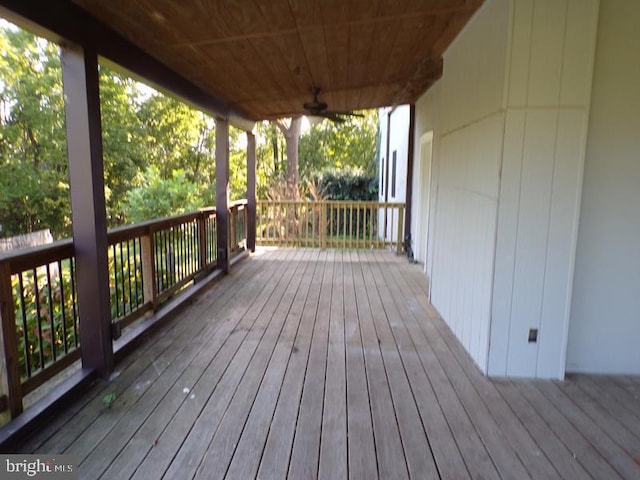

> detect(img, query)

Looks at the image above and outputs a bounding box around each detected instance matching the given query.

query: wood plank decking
[15,248,640,479]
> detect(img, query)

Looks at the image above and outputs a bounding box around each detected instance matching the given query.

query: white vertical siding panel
[536,111,586,377]
[506,111,558,377]
[415,0,599,378]
[431,115,502,371]
[507,0,534,106]
[527,0,566,106]
[427,131,441,282]
[467,199,481,364]
[479,201,498,373]
[488,111,525,376]
[461,195,475,352]
[476,3,510,115]
[450,189,463,339]
[560,0,600,106]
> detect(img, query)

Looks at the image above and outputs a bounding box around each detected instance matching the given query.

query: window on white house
[391,150,397,198]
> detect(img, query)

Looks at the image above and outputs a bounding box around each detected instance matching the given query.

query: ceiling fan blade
[324,112,347,123]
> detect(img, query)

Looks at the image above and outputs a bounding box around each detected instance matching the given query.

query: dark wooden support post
[216,118,230,272]
[0,262,23,419]
[404,104,416,257]
[61,44,113,377]
[246,132,257,252]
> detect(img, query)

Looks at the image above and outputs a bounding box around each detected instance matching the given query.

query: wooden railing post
[229,206,236,252]
[397,205,404,255]
[216,119,230,273]
[320,201,327,250]
[0,262,23,420]
[197,212,207,270]
[140,233,157,309]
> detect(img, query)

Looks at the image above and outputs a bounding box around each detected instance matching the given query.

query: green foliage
[0,22,379,236]
[137,93,216,184]
[256,111,379,199]
[310,167,378,201]
[12,264,79,378]
[0,23,230,234]
[229,125,248,201]
[102,392,117,408]
[255,121,287,198]
[298,110,379,181]
[99,68,146,225]
[120,166,207,223]
[0,27,70,237]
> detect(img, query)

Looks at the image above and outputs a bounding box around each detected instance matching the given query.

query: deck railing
[106,207,219,334]
[256,200,404,252]
[0,201,247,418]
[229,200,247,255]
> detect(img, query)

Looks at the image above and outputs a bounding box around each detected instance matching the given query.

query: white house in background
[378,105,410,244]
[405,0,640,379]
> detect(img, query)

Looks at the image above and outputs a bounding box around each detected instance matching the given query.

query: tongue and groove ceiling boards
[71,0,483,120]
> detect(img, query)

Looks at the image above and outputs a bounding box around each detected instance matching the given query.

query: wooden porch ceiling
[70,0,484,120]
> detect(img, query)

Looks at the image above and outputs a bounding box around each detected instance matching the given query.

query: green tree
[137,93,216,184]
[99,67,147,226]
[274,117,302,190]
[298,110,379,181]
[255,121,286,198]
[120,166,203,223]
[229,125,247,201]
[0,27,70,237]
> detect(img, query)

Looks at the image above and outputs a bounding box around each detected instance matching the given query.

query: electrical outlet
[528,328,538,343]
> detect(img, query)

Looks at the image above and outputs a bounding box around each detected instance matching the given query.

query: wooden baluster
[198,212,207,270]
[140,232,157,309]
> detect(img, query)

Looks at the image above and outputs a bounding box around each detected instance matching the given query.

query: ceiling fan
[302,87,363,124]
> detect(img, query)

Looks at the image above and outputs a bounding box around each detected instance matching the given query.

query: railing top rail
[229,199,248,208]
[257,200,405,206]
[107,207,218,244]
[0,239,74,274]
[1,207,222,268]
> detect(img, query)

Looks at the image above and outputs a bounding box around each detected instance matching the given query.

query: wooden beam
[216,119,230,273]
[61,43,113,377]
[0,0,254,127]
[246,132,257,253]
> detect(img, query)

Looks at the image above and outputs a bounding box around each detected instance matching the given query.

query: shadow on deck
[15,248,640,479]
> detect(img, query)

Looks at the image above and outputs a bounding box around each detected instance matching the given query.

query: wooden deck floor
[16,248,640,479]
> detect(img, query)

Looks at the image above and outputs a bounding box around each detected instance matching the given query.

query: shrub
[309,167,378,201]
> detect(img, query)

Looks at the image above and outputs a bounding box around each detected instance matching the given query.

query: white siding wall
[489,0,599,378]
[413,0,599,377]
[567,0,640,374]
[378,106,410,242]
[412,83,441,269]
[423,0,510,373]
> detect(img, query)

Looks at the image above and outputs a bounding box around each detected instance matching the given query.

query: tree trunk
[286,118,301,189]
[275,117,302,196]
